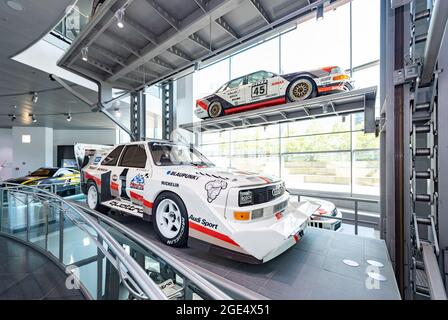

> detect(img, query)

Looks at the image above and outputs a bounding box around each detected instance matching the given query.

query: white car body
[301,196,343,231]
[76,141,316,264]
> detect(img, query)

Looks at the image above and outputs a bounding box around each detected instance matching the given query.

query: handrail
[290,189,380,236]
[0,182,167,300]
[71,202,233,300]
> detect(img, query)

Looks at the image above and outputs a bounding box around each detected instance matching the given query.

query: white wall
[11,127,53,178]
[53,129,117,166]
[0,129,13,180]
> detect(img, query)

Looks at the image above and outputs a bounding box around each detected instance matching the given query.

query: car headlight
[239,190,253,206]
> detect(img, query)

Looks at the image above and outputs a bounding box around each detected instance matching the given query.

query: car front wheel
[153,192,188,247]
[287,77,317,102]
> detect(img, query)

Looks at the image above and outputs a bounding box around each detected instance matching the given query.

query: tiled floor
[0,236,85,300]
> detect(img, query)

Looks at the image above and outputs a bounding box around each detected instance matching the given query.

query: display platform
[108,214,401,300]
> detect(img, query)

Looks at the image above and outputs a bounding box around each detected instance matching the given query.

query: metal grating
[57,0,349,90]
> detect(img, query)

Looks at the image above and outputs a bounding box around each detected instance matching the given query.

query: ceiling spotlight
[29,113,37,123]
[81,46,89,61]
[115,7,125,28]
[9,114,16,122]
[32,92,38,103]
[66,113,72,122]
[114,107,121,117]
[316,4,324,21]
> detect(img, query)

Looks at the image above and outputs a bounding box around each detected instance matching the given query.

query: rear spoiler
[74,143,114,170]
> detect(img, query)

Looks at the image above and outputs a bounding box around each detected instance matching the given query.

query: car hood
[5,176,46,185]
[301,196,336,215]
[166,166,281,188]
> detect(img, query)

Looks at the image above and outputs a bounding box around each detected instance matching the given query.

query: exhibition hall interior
[0,0,447,301]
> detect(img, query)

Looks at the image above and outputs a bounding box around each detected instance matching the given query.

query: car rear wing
[74,143,113,170]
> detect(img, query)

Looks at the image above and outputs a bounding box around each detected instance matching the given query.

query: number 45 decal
[251,83,267,98]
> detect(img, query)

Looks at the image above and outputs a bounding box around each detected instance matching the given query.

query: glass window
[231,37,280,78]
[149,142,212,167]
[101,145,124,166]
[280,5,350,74]
[29,168,58,177]
[193,59,230,101]
[282,133,351,153]
[353,150,380,196]
[231,155,280,177]
[226,77,245,90]
[247,71,272,84]
[282,152,351,193]
[118,145,147,168]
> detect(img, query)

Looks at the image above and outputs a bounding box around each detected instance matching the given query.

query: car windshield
[29,168,58,177]
[149,142,214,167]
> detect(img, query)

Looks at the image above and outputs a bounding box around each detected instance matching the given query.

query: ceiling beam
[91,45,126,66]
[102,32,141,57]
[215,17,239,39]
[145,0,180,30]
[85,58,114,75]
[125,17,158,45]
[249,0,271,24]
[167,46,194,62]
[107,0,244,82]
[193,0,210,13]
[150,57,175,70]
[188,33,213,52]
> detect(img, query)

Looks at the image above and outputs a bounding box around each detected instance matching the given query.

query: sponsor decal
[96,168,109,172]
[161,181,179,188]
[130,174,145,190]
[189,214,218,230]
[272,80,285,86]
[205,179,228,203]
[196,171,229,180]
[93,156,102,164]
[109,200,144,215]
[272,183,285,197]
[166,170,199,180]
[88,166,97,170]
[112,174,118,182]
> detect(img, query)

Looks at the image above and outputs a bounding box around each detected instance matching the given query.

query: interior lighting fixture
[115,7,125,28]
[81,46,89,61]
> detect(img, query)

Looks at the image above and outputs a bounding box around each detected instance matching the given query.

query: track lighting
[115,7,125,28]
[66,113,72,122]
[32,92,38,103]
[30,113,37,123]
[316,4,324,21]
[81,46,89,61]
[9,114,16,122]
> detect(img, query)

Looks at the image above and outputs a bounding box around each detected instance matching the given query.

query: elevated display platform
[181,86,377,134]
[106,213,400,300]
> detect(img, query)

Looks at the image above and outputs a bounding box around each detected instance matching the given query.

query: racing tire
[287,77,317,102]
[86,180,108,214]
[208,101,223,118]
[153,192,188,247]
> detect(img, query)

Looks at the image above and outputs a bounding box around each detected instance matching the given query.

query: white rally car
[75,141,317,264]
[195,67,353,119]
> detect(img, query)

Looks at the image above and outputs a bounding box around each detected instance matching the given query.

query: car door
[99,145,125,199]
[116,144,151,210]
[246,71,281,103]
[216,76,246,106]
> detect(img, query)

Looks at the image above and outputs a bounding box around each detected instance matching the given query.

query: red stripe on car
[318,85,343,93]
[196,99,208,111]
[130,191,153,208]
[110,182,119,191]
[143,200,153,208]
[189,221,239,247]
[224,97,286,115]
[85,172,101,186]
[258,176,271,184]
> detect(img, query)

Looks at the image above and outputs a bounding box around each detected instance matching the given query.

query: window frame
[101,145,125,167]
[118,144,148,169]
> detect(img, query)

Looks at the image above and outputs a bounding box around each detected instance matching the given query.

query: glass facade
[192,0,381,196]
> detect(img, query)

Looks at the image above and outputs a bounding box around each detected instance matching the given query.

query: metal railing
[0,182,231,300]
[292,190,380,235]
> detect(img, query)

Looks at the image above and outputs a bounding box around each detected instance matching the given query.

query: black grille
[239,183,285,207]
